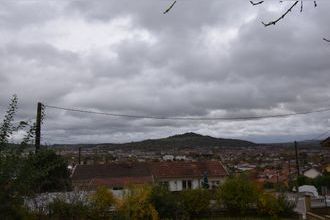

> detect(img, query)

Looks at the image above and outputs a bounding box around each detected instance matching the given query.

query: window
[182,180,192,190]
[112,186,123,190]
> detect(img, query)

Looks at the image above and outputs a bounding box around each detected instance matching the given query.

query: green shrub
[179,188,211,218]
[89,186,117,219]
[118,185,159,220]
[150,185,179,219]
[263,182,274,189]
[257,193,295,218]
[48,198,89,220]
[217,174,260,214]
[276,194,296,217]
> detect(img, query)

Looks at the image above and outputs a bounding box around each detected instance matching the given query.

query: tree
[216,174,260,214]
[18,149,72,194]
[0,95,36,219]
[297,174,330,193]
[0,95,33,151]
[0,95,71,219]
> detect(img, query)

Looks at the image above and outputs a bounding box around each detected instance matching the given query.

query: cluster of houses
[71,160,228,192]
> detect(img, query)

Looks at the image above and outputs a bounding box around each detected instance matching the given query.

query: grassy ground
[200,218,298,220]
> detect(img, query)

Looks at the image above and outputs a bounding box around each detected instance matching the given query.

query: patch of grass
[199,218,297,220]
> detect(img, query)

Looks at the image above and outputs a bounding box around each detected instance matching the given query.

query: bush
[151,186,211,219]
[297,175,310,186]
[150,185,179,219]
[297,174,330,193]
[276,194,296,217]
[179,188,211,218]
[89,186,117,219]
[118,185,159,220]
[217,174,260,214]
[263,182,274,189]
[257,193,282,217]
[18,149,72,194]
[257,193,295,218]
[48,198,89,220]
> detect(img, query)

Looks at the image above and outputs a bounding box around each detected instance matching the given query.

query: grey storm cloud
[0,0,330,144]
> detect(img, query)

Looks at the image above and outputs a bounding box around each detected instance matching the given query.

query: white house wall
[164,177,225,191]
[192,179,199,189]
[169,180,182,191]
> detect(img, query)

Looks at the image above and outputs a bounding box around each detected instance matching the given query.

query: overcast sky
[1,0,330,144]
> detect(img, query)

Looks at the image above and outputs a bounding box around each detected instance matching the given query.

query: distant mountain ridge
[52,132,257,150]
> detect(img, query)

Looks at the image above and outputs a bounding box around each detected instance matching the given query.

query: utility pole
[35,102,42,153]
[78,147,81,165]
[288,159,291,183]
[294,141,300,176]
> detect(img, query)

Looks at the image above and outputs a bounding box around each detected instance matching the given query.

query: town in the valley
[51,133,330,217]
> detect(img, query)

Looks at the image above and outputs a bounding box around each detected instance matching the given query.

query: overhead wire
[43,104,330,121]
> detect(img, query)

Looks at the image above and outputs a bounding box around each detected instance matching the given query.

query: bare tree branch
[163,0,176,14]
[261,1,299,27]
[250,1,264,6]
[323,38,330,43]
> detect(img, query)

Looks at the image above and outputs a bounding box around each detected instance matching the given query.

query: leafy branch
[0,95,45,152]
[0,95,18,150]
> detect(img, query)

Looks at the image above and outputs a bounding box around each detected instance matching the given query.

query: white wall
[192,179,199,189]
[166,177,224,191]
[169,180,182,191]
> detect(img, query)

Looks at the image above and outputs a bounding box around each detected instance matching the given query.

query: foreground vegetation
[35,181,296,220]
[0,96,71,219]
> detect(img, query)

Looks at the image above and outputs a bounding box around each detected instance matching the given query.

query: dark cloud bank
[0,0,330,144]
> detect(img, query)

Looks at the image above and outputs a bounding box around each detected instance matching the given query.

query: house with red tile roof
[71,160,228,191]
[71,162,153,190]
[150,160,228,191]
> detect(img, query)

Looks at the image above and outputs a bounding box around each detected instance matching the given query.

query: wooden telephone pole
[35,102,42,153]
[78,147,81,165]
[294,141,300,176]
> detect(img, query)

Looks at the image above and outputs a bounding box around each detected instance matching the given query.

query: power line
[309,130,330,141]
[44,104,330,121]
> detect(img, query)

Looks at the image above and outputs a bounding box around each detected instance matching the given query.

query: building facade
[71,160,228,191]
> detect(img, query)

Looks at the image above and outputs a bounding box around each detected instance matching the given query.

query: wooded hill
[53,132,258,151]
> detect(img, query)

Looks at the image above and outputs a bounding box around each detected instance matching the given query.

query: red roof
[72,162,151,180]
[72,161,228,189]
[91,176,153,188]
[150,160,228,179]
